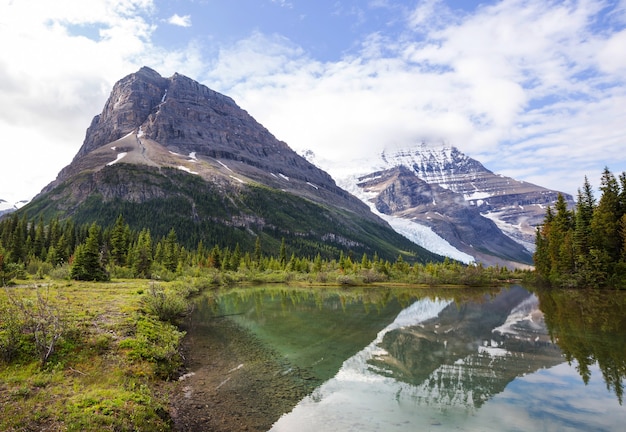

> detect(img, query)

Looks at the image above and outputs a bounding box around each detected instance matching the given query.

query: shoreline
[167,314,319,431]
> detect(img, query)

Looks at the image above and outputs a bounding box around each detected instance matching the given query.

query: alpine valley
[13,67,573,266]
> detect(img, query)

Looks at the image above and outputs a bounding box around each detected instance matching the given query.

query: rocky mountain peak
[381,142,494,193]
[41,67,385,225]
[337,141,575,266]
[25,67,440,264]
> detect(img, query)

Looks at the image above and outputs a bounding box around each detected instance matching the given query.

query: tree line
[534,167,626,288]
[0,213,527,286]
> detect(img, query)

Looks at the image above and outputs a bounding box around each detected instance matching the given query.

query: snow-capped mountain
[0,198,28,217]
[304,142,573,267]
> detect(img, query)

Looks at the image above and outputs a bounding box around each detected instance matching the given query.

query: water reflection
[191,286,626,430]
[262,286,626,431]
[370,286,564,409]
[537,288,626,404]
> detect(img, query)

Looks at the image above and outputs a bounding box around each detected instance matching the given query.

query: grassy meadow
[0,279,193,431]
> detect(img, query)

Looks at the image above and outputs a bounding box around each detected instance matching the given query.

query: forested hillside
[0,212,529,287]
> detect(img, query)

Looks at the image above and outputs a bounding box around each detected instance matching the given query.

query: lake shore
[167,314,319,431]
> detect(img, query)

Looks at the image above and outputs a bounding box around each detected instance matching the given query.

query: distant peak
[382,140,455,157]
[136,66,162,78]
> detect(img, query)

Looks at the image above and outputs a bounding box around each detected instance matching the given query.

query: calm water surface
[192,285,626,431]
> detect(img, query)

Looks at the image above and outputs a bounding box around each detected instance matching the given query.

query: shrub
[140,283,189,324]
[2,288,68,366]
[0,302,25,362]
[119,315,185,379]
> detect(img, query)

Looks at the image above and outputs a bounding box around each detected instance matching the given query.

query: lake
[182,285,626,431]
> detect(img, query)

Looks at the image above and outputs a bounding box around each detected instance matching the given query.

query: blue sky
[1,0,625,203]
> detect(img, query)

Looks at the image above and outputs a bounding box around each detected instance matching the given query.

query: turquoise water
[193,285,626,431]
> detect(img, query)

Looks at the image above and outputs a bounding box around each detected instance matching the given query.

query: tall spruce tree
[591,168,622,267]
[110,215,130,266]
[574,177,596,284]
[70,223,109,281]
[162,228,179,272]
[132,229,153,278]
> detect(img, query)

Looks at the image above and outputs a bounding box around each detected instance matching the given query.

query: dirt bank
[167,315,320,431]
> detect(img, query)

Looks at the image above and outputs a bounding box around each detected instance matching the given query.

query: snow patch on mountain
[337,176,474,264]
[379,214,475,264]
[482,210,536,253]
[0,199,14,213]
[107,152,127,166]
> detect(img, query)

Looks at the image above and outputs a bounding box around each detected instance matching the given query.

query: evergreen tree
[253,237,262,263]
[573,178,596,284]
[162,228,179,272]
[70,223,109,281]
[230,243,241,271]
[591,168,622,266]
[279,238,287,267]
[33,217,46,260]
[132,229,153,278]
[361,253,371,269]
[313,253,323,272]
[110,215,130,266]
[209,244,222,269]
[551,193,575,282]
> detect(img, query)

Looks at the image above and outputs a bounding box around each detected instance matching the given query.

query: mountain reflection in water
[268,286,626,431]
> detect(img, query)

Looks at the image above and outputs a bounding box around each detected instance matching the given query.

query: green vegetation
[0,213,529,287]
[18,164,442,264]
[534,167,626,288]
[0,280,192,431]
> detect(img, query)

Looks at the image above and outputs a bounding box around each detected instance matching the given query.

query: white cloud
[0,0,202,202]
[167,13,192,28]
[1,0,625,203]
[205,0,626,196]
[271,0,293,9]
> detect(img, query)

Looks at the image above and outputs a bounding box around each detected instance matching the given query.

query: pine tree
[70,223,109,281]
[574,177,596,285]
[162,228,179,272]
[591,168,622,266]
[313,253,323,272]
[110,215,130,266]
[33,217,46,260]
[361,253,371,269]
[253,237,262,263]
[279,238,287,267]
[132,229,153,278]
[230,243,241,271]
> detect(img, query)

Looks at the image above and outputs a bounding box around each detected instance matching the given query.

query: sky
[1,0,625,204]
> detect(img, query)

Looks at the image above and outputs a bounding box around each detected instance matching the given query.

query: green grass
[0,280,183,431]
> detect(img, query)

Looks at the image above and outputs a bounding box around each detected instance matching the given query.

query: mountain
[0,199,28,217]
[329,142,574,267]
[20,67,441,262]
